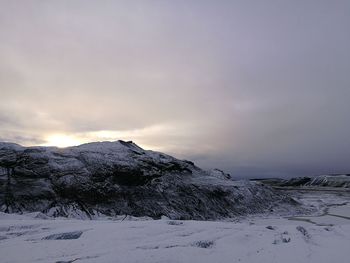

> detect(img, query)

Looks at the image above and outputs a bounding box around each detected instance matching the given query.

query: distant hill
[255,174,350,188]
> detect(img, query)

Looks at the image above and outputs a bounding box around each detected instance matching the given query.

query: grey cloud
[0,135,45,146]
[0,0,349,177]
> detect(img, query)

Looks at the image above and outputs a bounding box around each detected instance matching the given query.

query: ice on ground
[0,190,349,263]
[0,205,349,263]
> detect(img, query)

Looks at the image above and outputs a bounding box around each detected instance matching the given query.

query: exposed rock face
[0,141,302,220]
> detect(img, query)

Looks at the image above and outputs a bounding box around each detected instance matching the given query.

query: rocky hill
[0,141,303,220]
[261,174,350,188]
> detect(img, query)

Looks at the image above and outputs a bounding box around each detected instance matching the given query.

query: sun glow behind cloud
[42,134,83,148]
[37,122,215,160]
[40,124,192,150]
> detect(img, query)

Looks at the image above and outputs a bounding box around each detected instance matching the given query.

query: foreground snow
[0,193,349,263]
[0,217,349,263]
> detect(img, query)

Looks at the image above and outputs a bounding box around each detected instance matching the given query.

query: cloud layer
[1,1,350,177]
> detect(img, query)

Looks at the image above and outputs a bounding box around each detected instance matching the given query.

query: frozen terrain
[1,141,349,262]
[0,189,349,263]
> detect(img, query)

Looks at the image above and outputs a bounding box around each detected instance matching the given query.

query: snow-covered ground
[0,190,349,263]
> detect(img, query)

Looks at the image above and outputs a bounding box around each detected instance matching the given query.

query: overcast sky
[1,0,350,178]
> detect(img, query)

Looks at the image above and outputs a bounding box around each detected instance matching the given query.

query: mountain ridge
[0,140,304,220]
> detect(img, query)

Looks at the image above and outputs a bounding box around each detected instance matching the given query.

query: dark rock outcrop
[0,141,302,220]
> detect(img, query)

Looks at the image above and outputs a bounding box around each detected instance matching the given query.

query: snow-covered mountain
[305,174,350,188]
[0,141,303,219]
[265,174,350,188]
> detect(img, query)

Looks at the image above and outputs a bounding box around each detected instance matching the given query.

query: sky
[1,0,350,178]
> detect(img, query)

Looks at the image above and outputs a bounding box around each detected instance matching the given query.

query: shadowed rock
[43,231,83,240]
[192,240,214,248]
